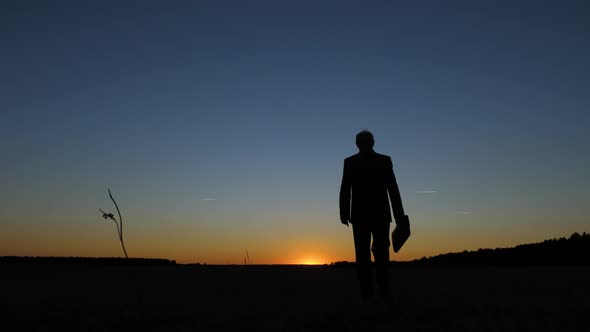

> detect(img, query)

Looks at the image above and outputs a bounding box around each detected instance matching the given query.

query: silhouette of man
[339,130,405,302]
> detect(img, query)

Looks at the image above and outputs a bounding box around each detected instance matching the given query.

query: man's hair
[356,130,375,149]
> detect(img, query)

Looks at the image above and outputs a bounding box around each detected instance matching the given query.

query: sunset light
[299,257,324,265]
[2,1,588,330]
[1,0,588,270]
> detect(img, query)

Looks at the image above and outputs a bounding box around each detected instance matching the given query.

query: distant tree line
[328,232,590,267]
[0,256,176,266]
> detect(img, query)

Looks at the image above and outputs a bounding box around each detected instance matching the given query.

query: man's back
[340,150,404,224]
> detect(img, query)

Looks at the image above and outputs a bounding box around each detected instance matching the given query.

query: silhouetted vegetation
[243,248,253,265]
[0,256,176,265]
[328,233,590,267]
[98,188,129,258]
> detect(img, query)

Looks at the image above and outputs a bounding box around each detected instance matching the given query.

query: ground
[1,264,588,331]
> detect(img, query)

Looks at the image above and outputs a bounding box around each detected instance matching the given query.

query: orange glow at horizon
[2,213,588,265]
[297,257,325,265]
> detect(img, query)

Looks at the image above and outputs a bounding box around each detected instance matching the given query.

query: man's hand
[340,218,350,227]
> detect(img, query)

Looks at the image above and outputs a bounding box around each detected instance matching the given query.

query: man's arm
[339,159,351,226]
[386,157,405,222]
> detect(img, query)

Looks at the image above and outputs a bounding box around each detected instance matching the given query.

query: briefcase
[392,215,410,253]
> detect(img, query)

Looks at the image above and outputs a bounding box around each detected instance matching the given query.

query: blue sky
[1,1,589,263]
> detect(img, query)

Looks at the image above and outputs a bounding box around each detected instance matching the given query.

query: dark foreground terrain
[1,264,588,331]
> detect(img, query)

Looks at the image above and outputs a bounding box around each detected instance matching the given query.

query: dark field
[1,264,588,331]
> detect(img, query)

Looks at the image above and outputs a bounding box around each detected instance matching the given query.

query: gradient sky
[1,1,589,264]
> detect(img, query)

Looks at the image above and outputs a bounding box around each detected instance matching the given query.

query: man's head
[356,130,374,151]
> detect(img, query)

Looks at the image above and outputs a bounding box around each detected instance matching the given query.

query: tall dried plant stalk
[99,188,129,258]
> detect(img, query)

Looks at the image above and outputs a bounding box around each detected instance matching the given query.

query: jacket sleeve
[339,159,351,221]
[386,157,405,221]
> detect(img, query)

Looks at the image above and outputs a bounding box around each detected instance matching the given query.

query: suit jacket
[339,150,405,224]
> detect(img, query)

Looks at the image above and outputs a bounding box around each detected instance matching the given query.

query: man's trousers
[352,221,390,294]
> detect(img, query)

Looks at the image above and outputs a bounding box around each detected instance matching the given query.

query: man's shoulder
[369,152,392,164]
[373,152,392,161]
[344,154,357,163]
[344,152,392,164]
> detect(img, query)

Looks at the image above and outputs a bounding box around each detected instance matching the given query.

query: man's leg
[352,222,373,300]
[371,222,391,299]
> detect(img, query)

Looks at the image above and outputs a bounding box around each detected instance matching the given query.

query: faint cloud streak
[416,190,437,194]
[455,211,471,214]
[201,198,217,201]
